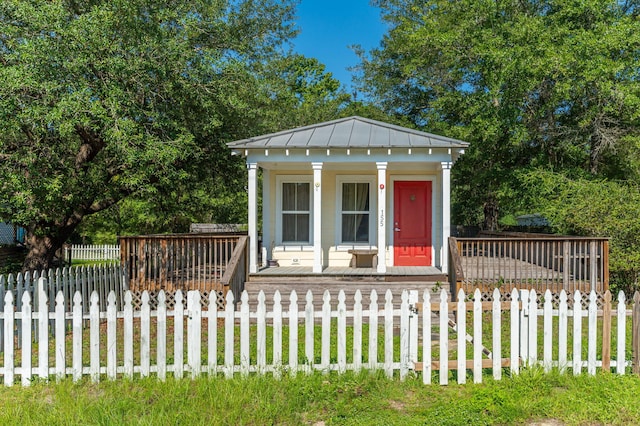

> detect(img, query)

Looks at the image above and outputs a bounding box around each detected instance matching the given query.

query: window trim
[275,175,313,247]
[335,175,376,248]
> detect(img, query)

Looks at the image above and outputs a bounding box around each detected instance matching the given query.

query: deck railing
[119,234,245,293]
[449,234,609,294]
[220,236,248,302]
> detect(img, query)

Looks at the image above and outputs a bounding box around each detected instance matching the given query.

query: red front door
[394,181,432,266]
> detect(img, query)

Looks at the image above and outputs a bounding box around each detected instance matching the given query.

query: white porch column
[247,163,258,274]
[376,162,387,273]
[312,162,323,273]
[261,169,271,267]
[440,162,452,275]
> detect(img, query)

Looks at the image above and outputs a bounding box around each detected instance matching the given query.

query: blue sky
[292,0,387,95]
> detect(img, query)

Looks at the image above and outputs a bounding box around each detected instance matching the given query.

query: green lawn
[0,369,639,425]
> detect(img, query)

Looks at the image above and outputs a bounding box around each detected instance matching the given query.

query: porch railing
[449,234,609,294]
[220,236,249,302]
[119,234,246,293]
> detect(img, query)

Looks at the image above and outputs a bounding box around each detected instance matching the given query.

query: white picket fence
[0,265,127,316]
[65,244,120,262]
[0,266,127,351]
[1,282,638,386]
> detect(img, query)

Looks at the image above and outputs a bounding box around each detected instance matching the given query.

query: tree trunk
[589,130,602,174]
[22,234,59,271]
[483,198,499,231]
[22,223,78,271]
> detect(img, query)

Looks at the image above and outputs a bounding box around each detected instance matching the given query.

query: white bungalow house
[227,116,468,276]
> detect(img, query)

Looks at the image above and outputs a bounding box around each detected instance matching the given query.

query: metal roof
[227,116,470,150]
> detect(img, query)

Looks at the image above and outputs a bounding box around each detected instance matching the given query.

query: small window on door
[341,182,370,243]
[282,182,310,243]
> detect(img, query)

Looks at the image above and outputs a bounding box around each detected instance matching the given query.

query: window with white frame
[281,181,311,243]
[337,178,375,244]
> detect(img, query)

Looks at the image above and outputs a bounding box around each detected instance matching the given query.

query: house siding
[265,167,443,269]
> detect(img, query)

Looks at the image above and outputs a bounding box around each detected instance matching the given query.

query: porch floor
[253,265,445,281]
[251,266,445,280]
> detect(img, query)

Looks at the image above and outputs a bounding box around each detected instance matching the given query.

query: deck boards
[461,256,562,282]
[254,265,443,277]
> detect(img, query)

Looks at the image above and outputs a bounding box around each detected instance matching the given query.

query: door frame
[389,175,437,267]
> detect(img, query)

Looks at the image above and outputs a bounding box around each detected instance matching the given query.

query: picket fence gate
[1,279,639,387]
[64,244,120,262]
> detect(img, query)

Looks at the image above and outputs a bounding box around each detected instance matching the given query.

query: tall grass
[0,370,639,425]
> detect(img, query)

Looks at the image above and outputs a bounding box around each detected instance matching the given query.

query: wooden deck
[119,234,245,293]
[450,236,609,294]
[461,255,563,282]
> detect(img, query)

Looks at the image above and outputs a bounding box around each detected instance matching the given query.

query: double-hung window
[280,181,311,243]
[337,177,375,245]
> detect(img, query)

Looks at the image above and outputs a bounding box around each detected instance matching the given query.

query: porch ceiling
[256,161,443,171]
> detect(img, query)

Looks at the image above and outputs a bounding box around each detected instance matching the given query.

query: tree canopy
[356,0,640,289]
[74,54,355,243]
[0,0,302,269]
[357,0,640,228]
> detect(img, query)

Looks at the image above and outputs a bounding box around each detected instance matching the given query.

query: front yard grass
[0,369,639,425]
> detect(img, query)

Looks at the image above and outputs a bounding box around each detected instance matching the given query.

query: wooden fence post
[187,291,201,378]
[4,292,14,386]
[273,290,283,378]
[519,289,529,365]
[55,292,65,381]
[72,292,83,382]
[90,292,100,383]
[617,292,626,375]
[243,291,253,376]
[289,291,299,376]
[368,290,378,372]
[632,292,640,375]
[352,290,362,373]
[338,290,347,375]
[107,292,117,381]
[305,290,315,374]
[409,290,419,369]
[140,292,151,378]
[573,291,583,375]
[323,291,332,374]
[492,288,502,380]
[601,291,612,372]
[37,278,49,380]
[456,288,466,384]
[174,290,185,379]
[422,291,432,385]
[473,288,483,384]
[439,289,449,385]
[224,291,234,379]
[21,292,32,387]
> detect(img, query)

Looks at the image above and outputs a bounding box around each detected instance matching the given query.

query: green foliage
[358,0,640,228]
[0,256,24,275]
[0,0,355,267]
[522,169,640,293]
[260,54,351,129]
